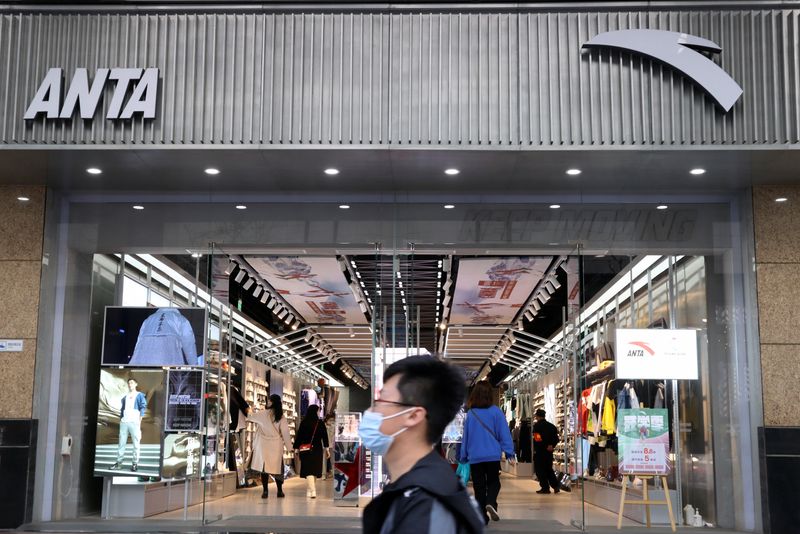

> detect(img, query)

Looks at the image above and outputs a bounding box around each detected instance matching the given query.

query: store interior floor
[154,472,635,529]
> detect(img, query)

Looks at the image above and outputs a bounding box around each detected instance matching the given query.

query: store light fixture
[204,168,220,175]
[690,168,706,176]
[253,286,263,298]
[234,270,246,283]
[359,301,368,313]
[657,205,669,210]
[444,168,460,176]
[550,204,561,209]
[132,205,144,210]
[191,253,202,259]
[324,168,340,175]
[224,260,235,275]
[277,309,288,320]
[775,197,788,203]
[17,196,30,202]
[260,293,269,304]
[86,167,102,175]
[243,278,255,290]
[267,299,278,310]
[566,168,582,176]
[444,204,455,209]
[339,204,350,209]
[235,205,247,210]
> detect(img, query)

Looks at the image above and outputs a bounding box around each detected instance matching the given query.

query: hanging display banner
[450,257,549,325]
[165,369,204,432]
[618,409,671,475]
[615,328,699,380]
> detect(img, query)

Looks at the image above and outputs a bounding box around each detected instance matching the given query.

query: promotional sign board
[618,409,670,475]
[165,370,204,432]
[615,328,698,380]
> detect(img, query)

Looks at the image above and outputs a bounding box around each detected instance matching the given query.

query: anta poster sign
[618,409,670,475]
[615,328,699,380]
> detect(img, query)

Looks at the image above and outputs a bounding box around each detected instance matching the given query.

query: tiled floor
[155,472,637,527]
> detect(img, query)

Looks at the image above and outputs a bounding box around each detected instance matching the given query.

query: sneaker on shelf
[485,505,500,521]
[109,463,121,470]
[131,463,138,472]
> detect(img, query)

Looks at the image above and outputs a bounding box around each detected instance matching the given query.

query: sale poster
[617,409,671,475]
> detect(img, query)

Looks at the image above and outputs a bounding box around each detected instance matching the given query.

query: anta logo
[583,30,743,112]
[626,341,655,357]
[24,68,159,121]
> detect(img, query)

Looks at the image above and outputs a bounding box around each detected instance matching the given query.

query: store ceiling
[1,147,799,195]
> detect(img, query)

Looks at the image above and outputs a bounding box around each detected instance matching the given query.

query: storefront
[1,2,798,533]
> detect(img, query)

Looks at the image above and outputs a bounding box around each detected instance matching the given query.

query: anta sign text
[24,68,159,120]
[615,328,699,380]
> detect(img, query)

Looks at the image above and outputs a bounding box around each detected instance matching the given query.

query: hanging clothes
[518,419,533,463]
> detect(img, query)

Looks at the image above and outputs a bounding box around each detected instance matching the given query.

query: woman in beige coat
[248,394,293,498]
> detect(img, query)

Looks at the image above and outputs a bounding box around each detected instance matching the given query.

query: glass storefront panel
[34,195,760,531]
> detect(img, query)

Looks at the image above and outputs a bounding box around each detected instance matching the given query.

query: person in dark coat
[293,404,329,498]
[532,409,561,494]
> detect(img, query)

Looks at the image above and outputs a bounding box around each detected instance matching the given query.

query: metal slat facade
[1,9,798,146]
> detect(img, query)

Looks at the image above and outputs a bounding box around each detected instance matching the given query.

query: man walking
[361,356,485,534]
[532,409,561,494]
[110,378,147,472]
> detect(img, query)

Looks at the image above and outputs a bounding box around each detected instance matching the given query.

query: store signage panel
[24,67,159,120]
[450,257,548,325]
[583,30,743,112]
[618,408,671,475]
[165,369,204,432]
[0,340,23,352]
[616,328,699,380]
[246,256,368,325]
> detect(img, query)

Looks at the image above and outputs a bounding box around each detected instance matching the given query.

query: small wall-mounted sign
[0,340,24,352]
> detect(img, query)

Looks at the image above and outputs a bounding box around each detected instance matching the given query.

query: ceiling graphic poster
[449,257,548,325]
[245,256,367,325]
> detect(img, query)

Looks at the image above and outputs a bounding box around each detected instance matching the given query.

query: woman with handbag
[248,394,293,499]
[459,380,516,525]
[293,404,329,498]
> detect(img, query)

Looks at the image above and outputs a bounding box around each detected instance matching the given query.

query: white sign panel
[615,328,699,380]
[0,340,24,352]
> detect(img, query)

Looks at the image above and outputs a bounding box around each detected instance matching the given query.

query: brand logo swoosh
[583,30,743,112]
[629,341,656,356]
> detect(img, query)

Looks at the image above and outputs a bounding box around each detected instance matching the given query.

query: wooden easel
[617,474,676,532]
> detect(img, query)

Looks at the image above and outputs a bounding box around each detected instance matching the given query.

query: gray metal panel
[1,9,799,146]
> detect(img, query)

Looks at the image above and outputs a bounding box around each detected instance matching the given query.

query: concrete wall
[0,185,45,419]
[753,186,800,426]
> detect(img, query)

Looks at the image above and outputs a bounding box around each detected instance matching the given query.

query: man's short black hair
[127,377,138,384]
[383,356,465,444]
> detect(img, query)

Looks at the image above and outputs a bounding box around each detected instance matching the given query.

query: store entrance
[66,196,751,533]
[98,245,688,530]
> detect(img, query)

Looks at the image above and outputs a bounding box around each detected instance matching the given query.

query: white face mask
[358,408,415,456]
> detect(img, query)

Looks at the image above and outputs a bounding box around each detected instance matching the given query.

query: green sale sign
[617,409,671,475]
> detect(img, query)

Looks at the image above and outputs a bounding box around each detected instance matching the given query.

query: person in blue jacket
[459,380,516,524]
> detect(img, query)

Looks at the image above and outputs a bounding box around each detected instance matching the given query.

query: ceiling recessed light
[550,204,561,209]
[444,168,460,176]
[235,205,247,210]
[444,204,455,209]
[566,168,582,176]
[657,205,669,210]
[132,205,144,210]
[86,167,102,175]
[17,196,30,202]
[690,168,706,176]
[325,168,340,175]
[339,204,350,209]
[775,197,788,203]
[191,253,202,258]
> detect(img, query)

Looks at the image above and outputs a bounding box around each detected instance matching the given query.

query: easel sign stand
[616,408,676,531]
[617,474,676,532]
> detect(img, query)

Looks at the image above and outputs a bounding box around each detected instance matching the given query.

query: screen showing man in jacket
[532,409,561,494]
[110,378,147,472]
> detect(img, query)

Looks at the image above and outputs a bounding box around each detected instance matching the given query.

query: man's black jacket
[363,450,485,534]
